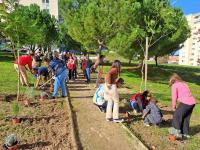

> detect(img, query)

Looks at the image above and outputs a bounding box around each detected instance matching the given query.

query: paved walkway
[67,75,138,150]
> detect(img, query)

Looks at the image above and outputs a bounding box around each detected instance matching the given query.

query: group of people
[93,59,196,139]
[14,50,196,140]
[13,50,95,99]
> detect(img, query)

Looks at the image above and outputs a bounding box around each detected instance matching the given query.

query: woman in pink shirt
[168,73,196,139]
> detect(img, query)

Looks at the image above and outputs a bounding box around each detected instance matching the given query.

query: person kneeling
[130,90,151,114]
[93,78,124,113]
[142,98,163,126]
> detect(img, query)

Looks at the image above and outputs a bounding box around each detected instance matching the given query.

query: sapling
[12,101,20,118]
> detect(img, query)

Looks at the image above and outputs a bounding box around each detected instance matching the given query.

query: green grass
[0,52,35,95]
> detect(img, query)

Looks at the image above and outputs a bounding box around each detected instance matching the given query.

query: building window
[42,0,49,3]
[42,0,49,10]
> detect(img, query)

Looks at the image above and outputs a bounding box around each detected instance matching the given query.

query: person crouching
[142,98,163,126]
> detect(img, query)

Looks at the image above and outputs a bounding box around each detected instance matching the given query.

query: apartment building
[0,0,59,19]
[179,13,200,66]
[19,0,58,19]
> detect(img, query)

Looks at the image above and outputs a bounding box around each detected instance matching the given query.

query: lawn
[0,52,37,95]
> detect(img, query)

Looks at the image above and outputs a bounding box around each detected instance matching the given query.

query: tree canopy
[0,1,59,52]
[60,0,190,61]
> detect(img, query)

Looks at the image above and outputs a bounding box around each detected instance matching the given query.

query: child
[142,98,163,126]
[130,90,151,114]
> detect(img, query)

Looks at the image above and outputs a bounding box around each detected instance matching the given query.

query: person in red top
[104,60,124,123]
[130,90,151,114]
[14,52,33,86]
[67,55,75,80]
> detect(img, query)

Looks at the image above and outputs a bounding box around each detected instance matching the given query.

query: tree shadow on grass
[20,141,51,150]
[190,124,200,136]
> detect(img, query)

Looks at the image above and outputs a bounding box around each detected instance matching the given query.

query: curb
[65,97,78,150]
[120,123,149,150]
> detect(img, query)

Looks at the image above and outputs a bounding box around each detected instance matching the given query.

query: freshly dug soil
[0,98,73,150]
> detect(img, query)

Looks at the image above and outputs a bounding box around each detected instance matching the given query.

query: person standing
[32,50,42,68]
[48,51,68,99]
[168,73,196,139]
[67,55,75,80]
[104,60,124,123]
[13,51,33,86]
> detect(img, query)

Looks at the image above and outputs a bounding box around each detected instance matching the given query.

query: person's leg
[86,68,91,82]
[105,85,113,119]
[52,77,60,97]
[14,64,25,85]
[59,70,67,97]
[182,104,195,135]
[130,101,138,111]
[20,66,29,86]
[69,69,72,80]
[84,69,89,81]
[112,85,119,120]
[172,103,185,131]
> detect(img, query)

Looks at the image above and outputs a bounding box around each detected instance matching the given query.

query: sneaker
[106,118,112,122]
[144,123,150,126]
[62,95,67,98]
[113,119,124,123]
[97,106,104,113]
[183,134,190,139]
[175,133,183,139]
[49,96,56,100]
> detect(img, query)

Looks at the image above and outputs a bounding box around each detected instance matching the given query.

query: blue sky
[171,0,200,15]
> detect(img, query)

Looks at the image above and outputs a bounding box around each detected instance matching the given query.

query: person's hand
[172,108,176,111]
[31,69,35,74]
[142,116,145,119]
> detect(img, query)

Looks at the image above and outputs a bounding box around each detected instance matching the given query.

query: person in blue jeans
[85,57,92,83]
[48,51,68,99]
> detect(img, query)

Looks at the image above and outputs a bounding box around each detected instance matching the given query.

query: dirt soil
[68,75,142,150]
[0,97,73,150]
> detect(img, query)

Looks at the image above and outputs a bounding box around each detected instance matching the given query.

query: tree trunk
[128,59,132,65]
[155,55,158,66]
[17,49,20,101]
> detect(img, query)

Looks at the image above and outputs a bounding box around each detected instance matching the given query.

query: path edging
[65,97,78,150]
[120,123,149,150]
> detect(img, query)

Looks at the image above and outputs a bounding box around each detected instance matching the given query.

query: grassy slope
[105,52,200,113]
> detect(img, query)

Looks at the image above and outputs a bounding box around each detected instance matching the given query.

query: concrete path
[67,75,140,150]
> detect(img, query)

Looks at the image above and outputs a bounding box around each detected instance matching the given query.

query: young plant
[12,101,20,118]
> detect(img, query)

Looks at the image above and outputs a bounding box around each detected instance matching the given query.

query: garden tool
[38,76,54,89]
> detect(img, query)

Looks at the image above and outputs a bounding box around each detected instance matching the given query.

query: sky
[171,0,200,15]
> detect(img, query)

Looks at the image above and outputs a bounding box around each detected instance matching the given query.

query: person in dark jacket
[142,98,163,126]
[48,51,68,99]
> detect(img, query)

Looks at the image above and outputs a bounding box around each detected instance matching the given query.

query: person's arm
[105,68,117,88]
[172,84,178,111]
[28,57,33,71]
[142,106,150,119]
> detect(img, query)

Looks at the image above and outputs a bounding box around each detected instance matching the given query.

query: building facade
[19,0,58,19]
[179,13,200,66]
